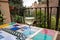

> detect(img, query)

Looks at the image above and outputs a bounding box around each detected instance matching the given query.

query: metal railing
[23,7,60,31]
[10,0,60,31]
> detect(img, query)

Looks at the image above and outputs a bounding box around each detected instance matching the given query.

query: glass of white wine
[25,9,35,28]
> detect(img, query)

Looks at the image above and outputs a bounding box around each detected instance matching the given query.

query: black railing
[23,7,60,31]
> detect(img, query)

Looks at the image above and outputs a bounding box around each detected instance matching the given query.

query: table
[0,23,59,40]
[15,24,58,40]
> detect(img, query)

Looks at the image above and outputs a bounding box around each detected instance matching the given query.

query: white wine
[25,17,35,25]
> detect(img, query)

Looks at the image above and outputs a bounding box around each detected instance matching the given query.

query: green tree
[9,0,23,16]
[9,0,25,23]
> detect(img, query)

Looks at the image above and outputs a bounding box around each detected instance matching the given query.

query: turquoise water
[32,33,53,40]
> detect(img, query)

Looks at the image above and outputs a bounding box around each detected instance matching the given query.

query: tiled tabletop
[0,23,59,40]
[0,30,17,40]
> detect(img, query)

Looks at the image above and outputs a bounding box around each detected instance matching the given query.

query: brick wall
[49,0,58,15]
[32,0,58,14]
[0,0,11,24]
[49,0,58,7]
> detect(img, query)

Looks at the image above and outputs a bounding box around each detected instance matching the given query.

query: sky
[23,0,38,7]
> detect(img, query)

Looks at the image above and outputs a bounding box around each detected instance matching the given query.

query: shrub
[33,9,60,29]
[14,15,22,23]
[0,15,4,25]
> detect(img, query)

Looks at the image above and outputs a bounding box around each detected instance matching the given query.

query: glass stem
[29,24,31,34]
[29,24,31,28]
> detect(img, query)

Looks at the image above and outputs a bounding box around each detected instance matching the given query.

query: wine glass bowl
[25,17,35,25]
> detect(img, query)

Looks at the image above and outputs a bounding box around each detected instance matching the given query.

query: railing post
[39,8,42,27]
[55,0,60,30]
[44,8,47,28]
[50,7,52,29]
[47,0,50,29]
[35,8,37,26]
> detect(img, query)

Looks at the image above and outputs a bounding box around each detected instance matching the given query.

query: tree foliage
[9,0,25,23]
[33,10,60,30]
[14,15,22,23]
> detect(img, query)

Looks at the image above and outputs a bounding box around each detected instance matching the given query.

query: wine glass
[24,9,35,34]
[25,9,35,27]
